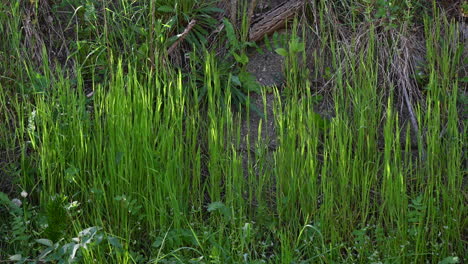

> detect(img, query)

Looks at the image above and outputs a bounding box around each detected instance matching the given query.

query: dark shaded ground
[241,41,284,151]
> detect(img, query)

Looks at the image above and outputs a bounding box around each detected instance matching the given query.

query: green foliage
[156,0,222,49]
[236,70,261,93]
[186,18,262,114]
[207,201,232,221]
[374,0,402,29]
[0,192,32,257]
[222,18,261,94]
[462,1,468,16]
[1,192,123,263]
[43,195,69,243]
[275,38,305,57]
[33,227,122,263]
[0,1,465,263]
[9,227,123,264]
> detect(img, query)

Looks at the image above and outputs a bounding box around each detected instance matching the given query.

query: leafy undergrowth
[0,0,466,263]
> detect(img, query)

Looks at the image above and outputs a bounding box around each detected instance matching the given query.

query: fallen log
[248,0,304,42]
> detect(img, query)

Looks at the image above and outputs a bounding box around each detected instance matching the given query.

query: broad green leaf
[9,254,22,261]
[36,238,54,247]
[198,7,224,13]
[289,40,305,54]
[70,243,81,259]
[152,236,163,248]
[157,5,174,13]
[438,256,459,264]
[0,192,12,206]
[222,18,239,50]
[231,75,241,86]
[239,71,261,93]
[207,201,225,212]
[233,52,249,65]
[107,236,123,249]
[275,48,288,57]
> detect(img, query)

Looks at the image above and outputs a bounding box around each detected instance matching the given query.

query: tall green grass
[0,0,465,263]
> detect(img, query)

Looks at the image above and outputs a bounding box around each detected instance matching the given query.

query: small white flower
[21,191,28,198]
[11,198,22,207]
[27,110,37,132]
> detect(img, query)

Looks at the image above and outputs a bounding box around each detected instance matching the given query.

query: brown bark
[248,0,304,42]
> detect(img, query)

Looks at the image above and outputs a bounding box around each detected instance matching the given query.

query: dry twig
[167,19,197,55]
[230,0,238,26]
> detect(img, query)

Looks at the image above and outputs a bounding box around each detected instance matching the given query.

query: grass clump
[0,0,466,263]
